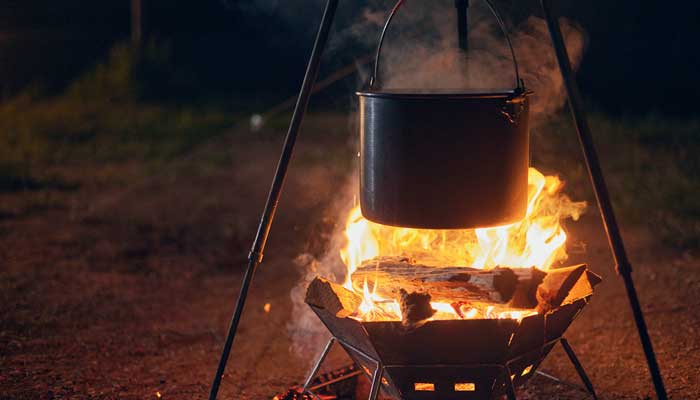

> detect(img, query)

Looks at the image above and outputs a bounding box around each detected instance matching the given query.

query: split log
[305,277,362,318]
[351,256,546,307]
[305,262,600,323]
[536,264,599,313]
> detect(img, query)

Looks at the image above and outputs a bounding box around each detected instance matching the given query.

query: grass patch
[0,98,234,163]
[533,112,700,249]
[0,40,237,188]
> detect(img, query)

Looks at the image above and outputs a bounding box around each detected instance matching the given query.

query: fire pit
[304,271,598,400]
[299,167,602,400]
[300,263,602,400]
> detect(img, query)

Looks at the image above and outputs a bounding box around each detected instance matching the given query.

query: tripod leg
[207,1,339,399]
[560,338,598,399]
[540,1,667,399]
[302,338,337,392]
[455,0,469,52]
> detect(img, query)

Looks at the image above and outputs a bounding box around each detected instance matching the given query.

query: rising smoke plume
[353,1,585,118]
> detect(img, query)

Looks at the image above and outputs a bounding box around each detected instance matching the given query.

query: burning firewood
[305,277,362,318]
[351,256,546,308]
[536,264,601,313]
[306,261,599,326]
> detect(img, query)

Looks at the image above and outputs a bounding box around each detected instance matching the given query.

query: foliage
[533,113,700,249]
[0,41,235,186]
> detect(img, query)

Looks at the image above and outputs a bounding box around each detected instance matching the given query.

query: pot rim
[356,88,532,100]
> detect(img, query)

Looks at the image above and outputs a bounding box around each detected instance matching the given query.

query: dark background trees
[0,0,698,115]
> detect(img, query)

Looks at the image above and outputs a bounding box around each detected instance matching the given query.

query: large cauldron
[357,0,531,229]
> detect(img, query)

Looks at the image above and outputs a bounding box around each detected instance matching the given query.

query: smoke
[287,174,358,357]
[286,1,587,362]
[350,2,586,119]
[471,15,586,117]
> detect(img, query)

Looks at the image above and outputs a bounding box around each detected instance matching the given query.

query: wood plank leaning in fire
[305,277,362,318]
[536,264,602,312]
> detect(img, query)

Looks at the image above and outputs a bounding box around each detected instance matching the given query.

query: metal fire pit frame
[302,336,596,400]
[206,1,668,399]
[302,295,598,400]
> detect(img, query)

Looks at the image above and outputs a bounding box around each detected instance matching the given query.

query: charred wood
[399,289,436,329]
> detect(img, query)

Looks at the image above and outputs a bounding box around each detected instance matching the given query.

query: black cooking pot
[357,0,531,229]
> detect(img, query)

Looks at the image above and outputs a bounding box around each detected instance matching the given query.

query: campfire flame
[340,168,586,322]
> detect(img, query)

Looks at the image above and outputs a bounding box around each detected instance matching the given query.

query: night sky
[1,0,698,115]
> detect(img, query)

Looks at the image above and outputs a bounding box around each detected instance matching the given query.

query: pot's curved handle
[369,0,523,91]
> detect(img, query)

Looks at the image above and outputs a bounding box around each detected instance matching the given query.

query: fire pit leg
[302,337,337,394]
[503,366,518,400]
[331,338,384,400]
[367,364,384,400]
[560,338,598,400]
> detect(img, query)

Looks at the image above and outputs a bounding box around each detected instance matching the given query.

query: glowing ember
[340,168,586,322]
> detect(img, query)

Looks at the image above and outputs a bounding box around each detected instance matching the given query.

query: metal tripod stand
[207,1,668,399]
[540,0,667,398]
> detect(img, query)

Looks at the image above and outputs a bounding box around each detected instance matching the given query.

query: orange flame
[340,168,586,322]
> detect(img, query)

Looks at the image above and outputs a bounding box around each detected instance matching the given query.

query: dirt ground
[1,114,698,399]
